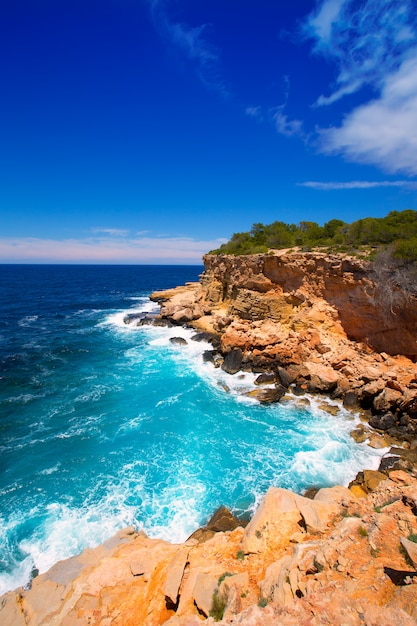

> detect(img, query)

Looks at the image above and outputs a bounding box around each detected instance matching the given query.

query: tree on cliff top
[209,209,417,262]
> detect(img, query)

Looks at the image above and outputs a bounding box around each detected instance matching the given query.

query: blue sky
[1,0,417,263]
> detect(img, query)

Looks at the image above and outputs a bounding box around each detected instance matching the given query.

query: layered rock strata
[2,470,417,625]
[147,252,417,448]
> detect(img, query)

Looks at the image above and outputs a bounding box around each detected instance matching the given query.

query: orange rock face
[3,474,417,625]
[202,252,417,357]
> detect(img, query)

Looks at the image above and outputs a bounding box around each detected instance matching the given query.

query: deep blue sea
[0,264,384,595]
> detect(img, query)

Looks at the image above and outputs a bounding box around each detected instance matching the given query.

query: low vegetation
[209,209,417,263]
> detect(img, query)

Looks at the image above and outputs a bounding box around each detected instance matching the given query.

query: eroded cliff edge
[3,471,417,625]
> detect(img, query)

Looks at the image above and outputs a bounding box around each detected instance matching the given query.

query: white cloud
[319,54,417,175]
[145,0,228,96]
[273,111,303,138]
[245,106,263,122]
[307,0,346,44]
[304,0,417,106]
[91,228,130,236]
[0,235,224,264]
[299,180,417,190]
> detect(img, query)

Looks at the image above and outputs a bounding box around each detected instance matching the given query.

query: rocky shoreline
[2,469,417,625]
[143,251,417,472]
[3,250,417,625]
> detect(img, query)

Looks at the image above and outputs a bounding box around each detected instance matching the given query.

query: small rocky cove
[3,250,417,625]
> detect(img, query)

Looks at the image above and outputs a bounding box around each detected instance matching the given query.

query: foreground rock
[3,469,417,625]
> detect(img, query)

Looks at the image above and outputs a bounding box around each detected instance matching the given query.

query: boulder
[169,337,188,346]
[260,555,293,606]
[218,572,249,620]
[400,537,417,570]
[369,412,396,431]
[206,505,243,533]
[242,486,343,554]
[373,388,402,412]
[163,548,189,605]
[343,391,360,409]
[191,332,221,348]
[304,362,339,392]
[172,308,194,324]
[254,372,276,385]
[192,572,219,617]
[246,385,287,404]
[276,366,294,387]
[221,349,243,375]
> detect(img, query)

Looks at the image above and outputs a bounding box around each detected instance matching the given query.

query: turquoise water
[0,265,384,595]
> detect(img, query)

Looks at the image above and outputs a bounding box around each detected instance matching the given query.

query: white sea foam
[17,315,39,327]
[38,463,61,476]
[6,393,46,404]
[0,488,141,596]
[102,300,160,330]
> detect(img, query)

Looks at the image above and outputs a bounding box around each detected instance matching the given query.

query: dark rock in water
[206,505,245,532]
[247,384,287,404]
[254,372,276,386]
[191,332,221,348]
[221,349,242,375]
[123,313,142,324]
[203,350,217,364]
[124,312,162,326]
[369,412,396,431]
[139,317,175,328]
[343,391,360,409]
[276,366,294,388]
[379,455,401,472]
[169,336,188,346]
[203,350,223,368]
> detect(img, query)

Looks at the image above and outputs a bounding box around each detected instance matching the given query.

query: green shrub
[209,590,226,621]
[358,526,368,537]
[218,572,234,585]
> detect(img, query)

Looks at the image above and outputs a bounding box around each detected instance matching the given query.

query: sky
[1,0,417,263]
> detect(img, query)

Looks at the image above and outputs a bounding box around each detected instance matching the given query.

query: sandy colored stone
[400,537,417,569]
[192,572,219,617]
[163,548,189,604]
[350,484,368,498]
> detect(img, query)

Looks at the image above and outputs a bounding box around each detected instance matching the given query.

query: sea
[0,264,385,595]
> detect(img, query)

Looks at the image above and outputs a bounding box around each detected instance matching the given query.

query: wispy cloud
[273,110,304,138]
[307,0,346,46]
[300,0,417,176]
[304,0,417,106]
[299,180,417,190]
[145,0,228,97]
[91,228,130,236]
[319,55,417,175]
[0,234,225,264]
[245,106,263,122]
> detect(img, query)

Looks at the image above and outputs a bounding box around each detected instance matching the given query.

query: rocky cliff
[4,250,417,625]
[149,251,417,444]
[200,251,417,357]
[2,470,417,625]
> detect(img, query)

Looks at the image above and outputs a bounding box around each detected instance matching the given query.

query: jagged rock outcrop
[149,251,417,444]
[200,252,417,357]
[3,470,417,625]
